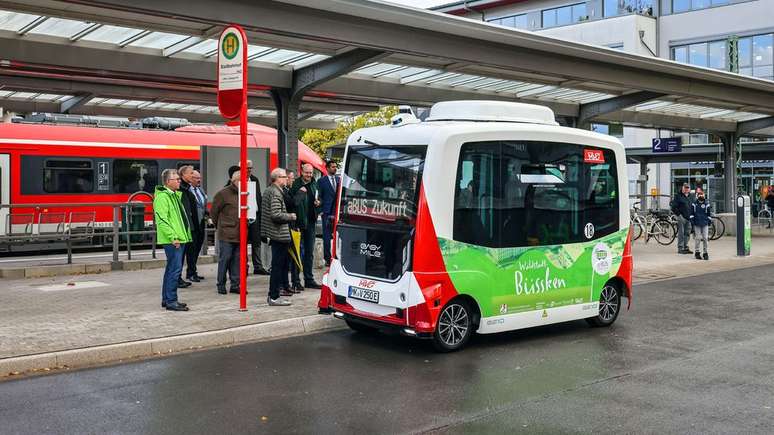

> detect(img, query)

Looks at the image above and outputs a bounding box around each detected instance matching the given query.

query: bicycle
[630,204,676,245]
[668,211,724,240]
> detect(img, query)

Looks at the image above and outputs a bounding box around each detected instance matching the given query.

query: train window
[43,159,94,193]
[113,160,159,193]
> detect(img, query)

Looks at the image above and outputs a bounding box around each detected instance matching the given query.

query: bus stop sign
[217,25,247,119]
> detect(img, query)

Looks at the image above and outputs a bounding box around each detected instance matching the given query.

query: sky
[383,0,453,9]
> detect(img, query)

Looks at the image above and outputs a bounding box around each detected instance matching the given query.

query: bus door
[0,154,9,235]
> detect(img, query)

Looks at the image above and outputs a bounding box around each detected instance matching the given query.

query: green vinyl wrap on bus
[438,228,628,318]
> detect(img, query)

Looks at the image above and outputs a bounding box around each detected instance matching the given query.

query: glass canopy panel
[80,24,142,44]
[254,49,306,64]
[182,38,217,55]
[0,11,39,32]
[129,31,188,49]
[30,17,91,37]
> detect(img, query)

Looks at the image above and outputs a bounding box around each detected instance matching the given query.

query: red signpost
[217,25,249,311]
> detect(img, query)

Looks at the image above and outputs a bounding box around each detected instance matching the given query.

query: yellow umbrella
[288,228,303,272]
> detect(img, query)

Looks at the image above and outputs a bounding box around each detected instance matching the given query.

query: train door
[0,154,9,234]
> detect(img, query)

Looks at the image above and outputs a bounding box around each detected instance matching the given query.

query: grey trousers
[694,225,709,254]
[217,240,240,291]
[677,216,691,251]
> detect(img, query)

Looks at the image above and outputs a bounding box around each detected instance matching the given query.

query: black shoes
[703,253,709,260]
[229,288,246,294]
[695,252,701,260]
[678,249,693,255]
[305,281,322,289]
[292,284,304,293]
[253,267,270,276]
[165,302,189,311]
[162,301,187,308]
[187,275,204,282]
[178,279,192,288]
[217,288,227,295]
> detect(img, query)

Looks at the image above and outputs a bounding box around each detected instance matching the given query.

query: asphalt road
[1,265,773,434]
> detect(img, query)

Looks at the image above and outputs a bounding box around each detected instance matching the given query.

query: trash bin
[121,204,145,243]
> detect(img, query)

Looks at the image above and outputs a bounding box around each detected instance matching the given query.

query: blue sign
[652,137,682,153]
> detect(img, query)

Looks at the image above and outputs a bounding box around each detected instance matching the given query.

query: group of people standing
[671,182,712,260]
[153,159,340,311]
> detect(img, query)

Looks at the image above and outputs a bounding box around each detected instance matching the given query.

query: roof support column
[722,133,738,213]
[639,160,649,209]
[270,48,386,169]
[578,91,666,129]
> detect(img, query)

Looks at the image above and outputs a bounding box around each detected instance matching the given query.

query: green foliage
[300,106,398,157]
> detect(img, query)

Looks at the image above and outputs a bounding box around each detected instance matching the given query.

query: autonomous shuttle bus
[320,101,632,351]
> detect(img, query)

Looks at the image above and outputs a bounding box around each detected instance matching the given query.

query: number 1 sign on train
[217,25,247,119]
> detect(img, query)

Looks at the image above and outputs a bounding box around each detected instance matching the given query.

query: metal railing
[0,199,167,265]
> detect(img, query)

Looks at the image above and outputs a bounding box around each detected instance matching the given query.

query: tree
[300,106,398,158]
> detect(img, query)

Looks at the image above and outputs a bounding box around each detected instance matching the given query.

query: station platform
[1,234,773,379]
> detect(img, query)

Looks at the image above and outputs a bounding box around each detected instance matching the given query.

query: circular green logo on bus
[221,33,240,60]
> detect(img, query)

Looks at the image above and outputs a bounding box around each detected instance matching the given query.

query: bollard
[736,195,751,256]
[112,206,120,265]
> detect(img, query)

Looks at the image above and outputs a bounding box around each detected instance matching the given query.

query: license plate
[348,286,379,304]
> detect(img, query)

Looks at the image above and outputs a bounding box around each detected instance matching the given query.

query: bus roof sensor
[425,100,558,125]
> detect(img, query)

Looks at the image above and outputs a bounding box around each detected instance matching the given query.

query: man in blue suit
[318,160,340,267]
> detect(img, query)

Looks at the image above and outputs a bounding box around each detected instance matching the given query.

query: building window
[542,3,587,29]
[43,159,94,193]
[113,160,158,193]
[489,14,528,30]
[672,40,728,71]
[604,0,654,17]
[675,33,773,80]
[672,0,730,13]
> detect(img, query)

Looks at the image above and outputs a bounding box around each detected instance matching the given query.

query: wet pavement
[1,265,773,434]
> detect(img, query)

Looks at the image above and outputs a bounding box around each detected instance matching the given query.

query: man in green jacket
[289,163,322,289]
[154,168,192,311]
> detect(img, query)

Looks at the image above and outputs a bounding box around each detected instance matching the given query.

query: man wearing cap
[670,183,693,254]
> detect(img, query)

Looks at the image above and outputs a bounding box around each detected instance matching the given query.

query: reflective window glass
[738,37,752,68]
[542,9,556,28]
[673,46,688,63]
[708,41,727,70]
[113,160,158,193]
[514,14,529,29]
[44,160,94,193]
[556,6,572,26]
[673,0,690,12]
[572,3,587,20]
[691,0,709,9]
[689,43,708,67]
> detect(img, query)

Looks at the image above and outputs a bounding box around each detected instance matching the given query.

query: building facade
[435,0,774,212]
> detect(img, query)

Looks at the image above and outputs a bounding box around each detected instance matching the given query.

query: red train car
[0,120,324,252]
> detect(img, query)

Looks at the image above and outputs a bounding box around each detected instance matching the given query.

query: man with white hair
[211,170,242,295]
[153,168,191,311]
[261,167,297,306]
[245,159,270,275]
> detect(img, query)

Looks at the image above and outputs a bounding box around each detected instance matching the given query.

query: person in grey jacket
[261,168,296,306]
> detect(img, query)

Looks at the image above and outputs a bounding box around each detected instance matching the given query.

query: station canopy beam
[736,116,774,136]
[270,48,386,168]
[578,91,666,127]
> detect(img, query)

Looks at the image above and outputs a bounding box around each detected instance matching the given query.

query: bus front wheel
[433,300,474,352]
[586,284,621,327]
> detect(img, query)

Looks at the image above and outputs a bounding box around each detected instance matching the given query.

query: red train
[0,119,325,252]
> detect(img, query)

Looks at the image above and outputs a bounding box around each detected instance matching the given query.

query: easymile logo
[359,242,382,258]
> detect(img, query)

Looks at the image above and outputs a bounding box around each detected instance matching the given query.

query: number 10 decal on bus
[319,101,633,352]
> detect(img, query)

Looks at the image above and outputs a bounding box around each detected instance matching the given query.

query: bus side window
[453,142,501,248]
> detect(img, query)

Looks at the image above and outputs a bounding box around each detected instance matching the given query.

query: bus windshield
[340,145,427,227]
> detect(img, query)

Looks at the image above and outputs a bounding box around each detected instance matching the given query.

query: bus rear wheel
[433,300,474,352]
[586,284,621,327]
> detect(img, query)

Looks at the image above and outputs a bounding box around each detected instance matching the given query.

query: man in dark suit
[177,165,200,286]
[317,160,340,267]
